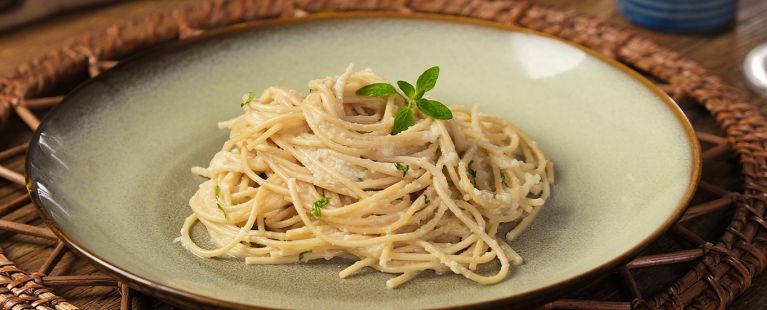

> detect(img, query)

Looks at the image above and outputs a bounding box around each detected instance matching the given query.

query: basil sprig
[355,66,453,135]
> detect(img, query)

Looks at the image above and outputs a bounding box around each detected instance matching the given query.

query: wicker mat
[0,1,764,309]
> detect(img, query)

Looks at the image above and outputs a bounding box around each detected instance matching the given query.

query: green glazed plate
[27,13,700,309]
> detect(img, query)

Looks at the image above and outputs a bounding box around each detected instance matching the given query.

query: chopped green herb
[424,195,430,205]
[467,160,477,186]
[311,197,331,217]
[355,83,397,97]
[500,171,509,187]
[215,185,221,198]
[394,163,409,177]
[299,251,311,262]
[355,66,453,135]
[357,177,364,182]
[216,202,229,219]
[241,91,256,107]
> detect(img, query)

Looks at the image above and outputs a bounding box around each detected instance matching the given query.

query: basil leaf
[416,66,439,93]
[415,90,425,100]
[416,98,453,120]
[355,83,396,97]
[391,106,416,135]
[397,80,416,99]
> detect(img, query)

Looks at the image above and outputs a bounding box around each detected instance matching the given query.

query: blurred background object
[614,0,767,100]
[0,0,118,31]
[745,43,767,98]
[617,0,737,32]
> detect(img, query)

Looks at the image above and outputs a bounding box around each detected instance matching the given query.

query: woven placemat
[0,1,762,309]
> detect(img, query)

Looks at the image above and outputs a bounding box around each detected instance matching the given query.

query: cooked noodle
[178,64,554,288]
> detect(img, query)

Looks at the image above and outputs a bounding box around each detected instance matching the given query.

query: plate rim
[25,11,702,309]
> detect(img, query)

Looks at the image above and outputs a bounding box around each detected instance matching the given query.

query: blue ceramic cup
[617,0,737,32]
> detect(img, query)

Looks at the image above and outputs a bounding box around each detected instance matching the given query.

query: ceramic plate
[27,13,700,309]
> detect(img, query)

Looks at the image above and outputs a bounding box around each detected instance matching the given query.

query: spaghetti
[178,65,554,288]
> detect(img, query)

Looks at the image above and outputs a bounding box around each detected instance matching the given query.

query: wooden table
[1,0,766,309]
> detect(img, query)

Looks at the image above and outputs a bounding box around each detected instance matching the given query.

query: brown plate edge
[24,11,703,310]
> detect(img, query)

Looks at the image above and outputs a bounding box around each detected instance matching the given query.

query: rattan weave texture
[0,1,763,309]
